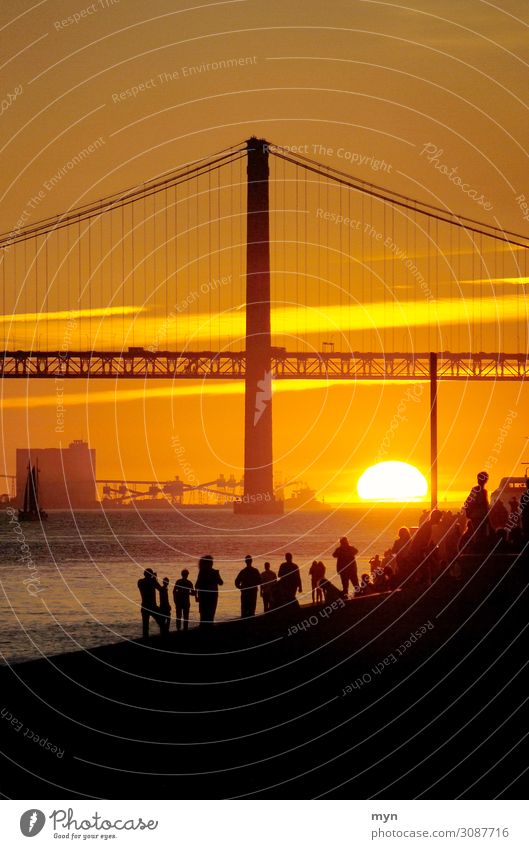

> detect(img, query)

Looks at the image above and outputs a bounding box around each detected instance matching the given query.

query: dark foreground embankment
[1,553,527,799]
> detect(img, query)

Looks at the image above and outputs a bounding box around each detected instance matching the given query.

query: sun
[357,461,428,502]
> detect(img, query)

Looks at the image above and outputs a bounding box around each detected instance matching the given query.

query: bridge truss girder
[1,350,528,380]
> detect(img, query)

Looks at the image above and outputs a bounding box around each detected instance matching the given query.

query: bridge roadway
[1,349,529,380]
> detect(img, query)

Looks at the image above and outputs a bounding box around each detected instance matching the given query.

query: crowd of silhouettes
[137,567,198,638]
[137,552,302,637]
[137,472,529,637]
[462,470,529,553]
[364,471,529,591]
[137,538,392,638]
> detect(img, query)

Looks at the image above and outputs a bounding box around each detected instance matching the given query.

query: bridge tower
[234,138,283,514]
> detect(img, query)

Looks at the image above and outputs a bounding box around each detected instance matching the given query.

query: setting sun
[357,461,428,502]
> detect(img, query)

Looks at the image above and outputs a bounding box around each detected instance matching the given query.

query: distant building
[16,440,97,509]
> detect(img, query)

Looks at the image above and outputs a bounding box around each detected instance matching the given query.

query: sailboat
[18,462,48,522]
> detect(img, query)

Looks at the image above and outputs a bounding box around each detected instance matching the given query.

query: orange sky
[1,0,529,503]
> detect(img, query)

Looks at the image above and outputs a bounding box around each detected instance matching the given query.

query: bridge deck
[1,350,528,380]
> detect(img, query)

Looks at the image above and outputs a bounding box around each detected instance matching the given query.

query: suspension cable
[0,147,246,247]
[268,145,529,248]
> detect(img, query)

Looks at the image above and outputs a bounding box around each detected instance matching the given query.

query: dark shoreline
[1,553,527,800]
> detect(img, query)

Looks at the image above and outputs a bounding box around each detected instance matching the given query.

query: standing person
[259,561,277,612]
[315,562,326,603]
[521,479,529,541]
[391,527,412,582]
[158,577,171,637]
[195,555,223,627]
[445,521,463,572]
[173,569,195,631]
[235,555,262,618]
[137,568,161,639]
[508,496,520,529]
[309,560,325,603]
[408,510,442,585]
[369,554,382,575]
[464,471,491,546]
[489,498,508,531]
[332,536,359,596]
[277,552,302,605]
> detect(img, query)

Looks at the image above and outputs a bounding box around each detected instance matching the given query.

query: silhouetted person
[382,564,395,589]
[445,521,463,568]
[158,577,171,636]
[309,560,325,603]
[416,511,440,551]
[392,526,412,582]
[508,496,520,524]
[358,572,372,595]
[332,536,359,596]
[419,509,429,526]
[459,519,475,552]
[137,568,161,639]
[464,471,491,546]
[489,498,509,530]
[319,575,343,604]
[409,510,442,585]
[195,555,223,627]
[495,528,511,554]
[432,511,452,562]
[381,549,394,573]
[522,479,529,541]
[373,566,386,591]
[277,552,302,605]
[260,561,277,612]
[173,569,195,631]
[369,554,381,575]
[235,555,262,617]
[315,561,325,603]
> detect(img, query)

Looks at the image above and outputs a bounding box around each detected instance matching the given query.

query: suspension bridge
[1,137,528,511]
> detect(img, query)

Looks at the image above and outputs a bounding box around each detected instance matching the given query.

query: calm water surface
[0,506,422,664]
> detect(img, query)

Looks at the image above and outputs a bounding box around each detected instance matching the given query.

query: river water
[0,505,422,664]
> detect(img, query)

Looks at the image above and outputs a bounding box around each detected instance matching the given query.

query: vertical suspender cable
[295,161,299,353]
[208,168,212,351]
[164,185,168,352]
[304,166,307,350]
[143,194,147,346]
[392,202,395,354]
[518,248,529,357]
[339,172,343,353]
[99,205,103,350]
[347,177,351,353]
[131,200,135,347]
[196,171,200,352]
[122,201,125,350]
[109,209,112,349]
[435,217,439,355]
[1,248,5,348]
[174,183,178,351]
[317,168,321,355]
[217,166,221,352]
[361,189,364,353]
[78,218,82,349]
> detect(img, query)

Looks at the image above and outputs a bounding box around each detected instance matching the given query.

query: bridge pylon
[234,138,283,515]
